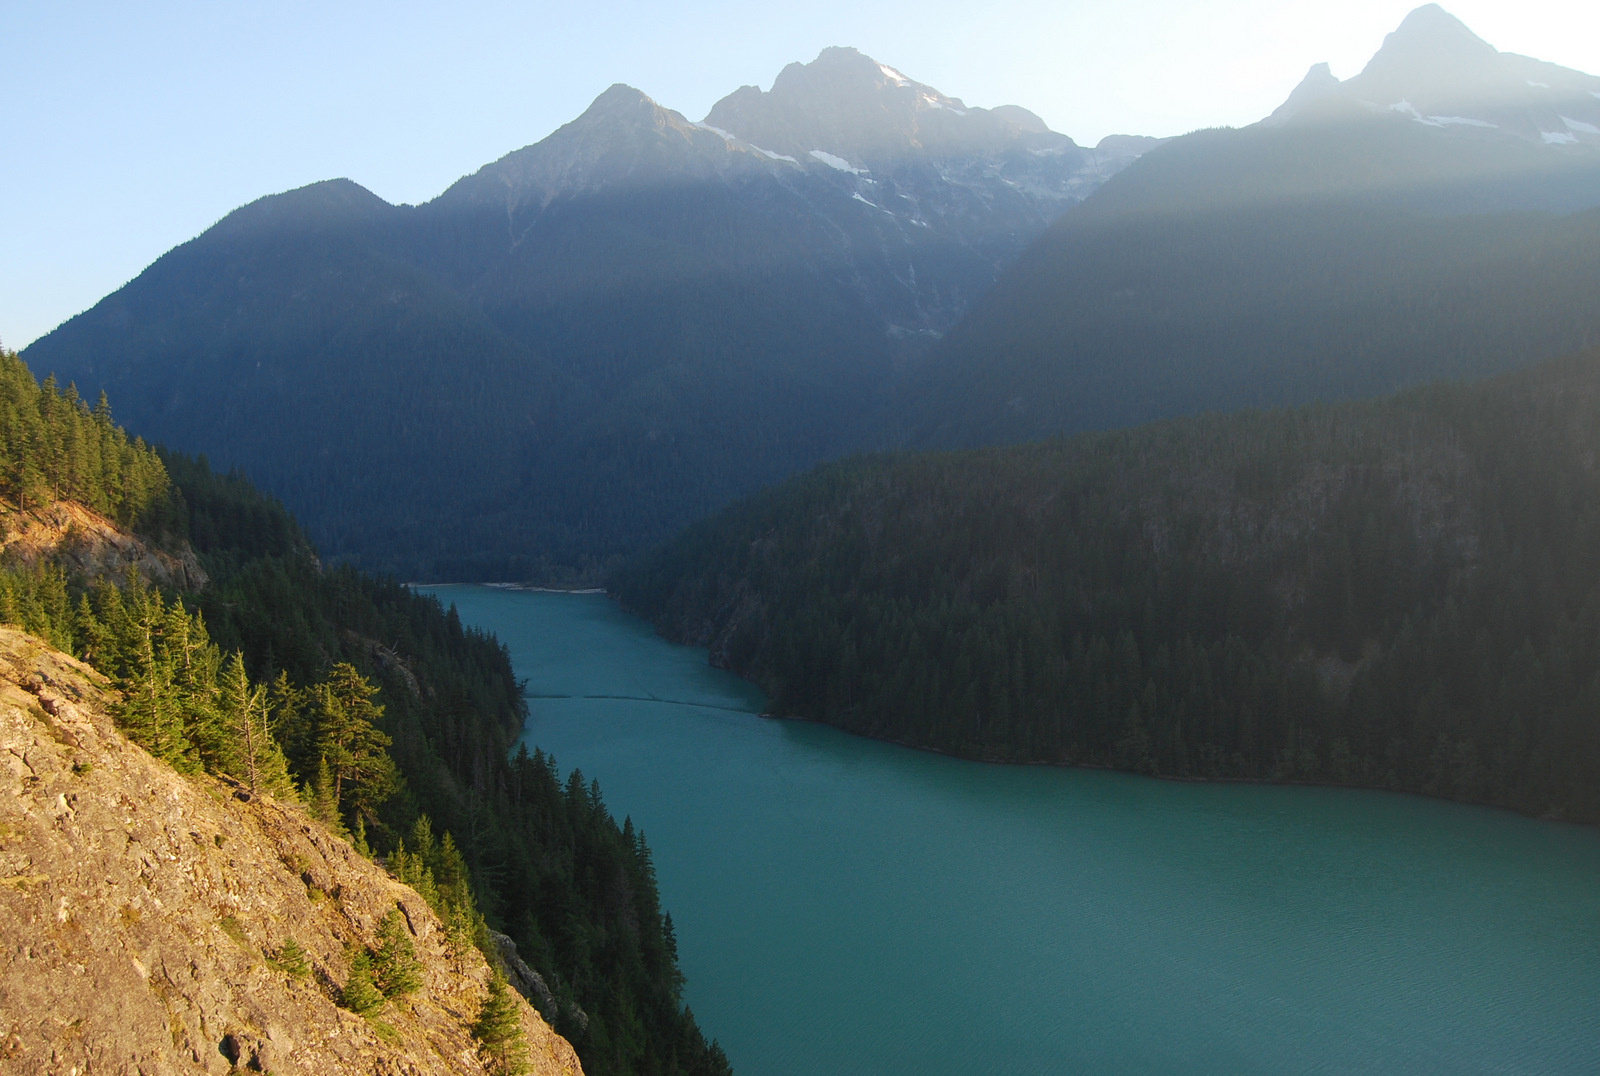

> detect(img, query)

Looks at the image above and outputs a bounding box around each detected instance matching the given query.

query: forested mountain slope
[0,348,730,1076]
[23,49,1149,578]
[908,6,1600,449]
[617,346,1600,824]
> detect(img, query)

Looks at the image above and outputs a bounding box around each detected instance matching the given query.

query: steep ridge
[907,5,1600,450]
[0,626,581,1075]
[617,346,1600,824]
[25,51,1150,578]
[0,350,733,1076]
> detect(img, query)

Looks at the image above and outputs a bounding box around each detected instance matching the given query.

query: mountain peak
[1355,3,1498,94]
[1261,62,1344,127]
[437,81,761,212]
[703,47,1071,168]
[1261,5,1600,145]
[568,83,681,132]
[770,46,918,96]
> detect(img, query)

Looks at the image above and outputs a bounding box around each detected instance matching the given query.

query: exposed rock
[340,631,424,701]
[0,626,581,1076]
[488,930,589,1033]
[0,500,207,591]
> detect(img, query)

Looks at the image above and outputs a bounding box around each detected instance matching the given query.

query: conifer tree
[314,662,397,826]
[219,651,293,797]
[307,756,346,837]
[340,949,385,1017]
[268,670,311,775]
[472,972,530,1076]
[372,908,424,999]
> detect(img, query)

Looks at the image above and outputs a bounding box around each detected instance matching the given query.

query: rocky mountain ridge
[433,45,1155,337]
[1264,4,1600,146]
[0,626,581,1075]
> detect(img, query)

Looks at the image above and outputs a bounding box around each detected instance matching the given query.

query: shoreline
[755,711,1583,828]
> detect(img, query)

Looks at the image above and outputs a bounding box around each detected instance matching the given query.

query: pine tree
[119,603,191,769]
[307,756,346,836]
[472,972,530,1076]
[268,670,311,774]
[340,949,385,1017]
[313,662,397,826]
[372,908,424,999]
[219,651,294,798]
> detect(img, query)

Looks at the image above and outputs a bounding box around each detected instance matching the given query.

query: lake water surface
[424,586,1600,1075]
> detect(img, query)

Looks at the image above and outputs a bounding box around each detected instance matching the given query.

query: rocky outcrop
[0,626,581,1076]
[0,500,206,591]
[488,931,588,1035]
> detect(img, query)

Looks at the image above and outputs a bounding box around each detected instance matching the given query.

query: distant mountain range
[24,5,1600,577]
[25,49,1150,578]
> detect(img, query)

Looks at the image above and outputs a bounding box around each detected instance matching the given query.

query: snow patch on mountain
[811,150,867,174]
[1390,100,1495,128]
[1542,131,1579,144]
[1567,116,1600,135]
[878,63,910,86]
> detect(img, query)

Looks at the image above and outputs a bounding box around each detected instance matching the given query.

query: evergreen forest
[0,348,729,1076]
[617,346,1600,824]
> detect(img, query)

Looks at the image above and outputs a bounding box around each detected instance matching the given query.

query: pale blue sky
[3,0,1595,349]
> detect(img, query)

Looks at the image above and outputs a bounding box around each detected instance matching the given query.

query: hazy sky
[3,0,1596,349]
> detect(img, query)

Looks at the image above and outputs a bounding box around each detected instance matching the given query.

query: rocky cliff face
[0,500,206,592]
[0,626,581,1076]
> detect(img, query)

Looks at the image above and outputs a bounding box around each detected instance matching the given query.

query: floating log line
[525,693,757,715]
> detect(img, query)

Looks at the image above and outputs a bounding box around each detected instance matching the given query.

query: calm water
[424,586,1600,1075]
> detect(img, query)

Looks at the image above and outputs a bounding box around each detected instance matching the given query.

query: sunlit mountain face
[426,47,1154,345]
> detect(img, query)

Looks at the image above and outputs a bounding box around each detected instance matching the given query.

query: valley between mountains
[7,4,1600,1074]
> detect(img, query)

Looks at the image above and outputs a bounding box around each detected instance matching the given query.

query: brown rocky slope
[0,626,581,1076]
[0,500,206,591]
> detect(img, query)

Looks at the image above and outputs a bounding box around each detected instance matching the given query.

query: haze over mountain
[1266,4,1600,146]
[25,6,1600,579]
[907,4,1600,450]
[24,49,1149,579]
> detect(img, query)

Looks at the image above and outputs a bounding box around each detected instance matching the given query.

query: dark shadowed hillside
[618,346,1600,824]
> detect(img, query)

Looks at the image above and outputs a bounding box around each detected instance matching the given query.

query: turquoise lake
[423,585,1600,1075]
